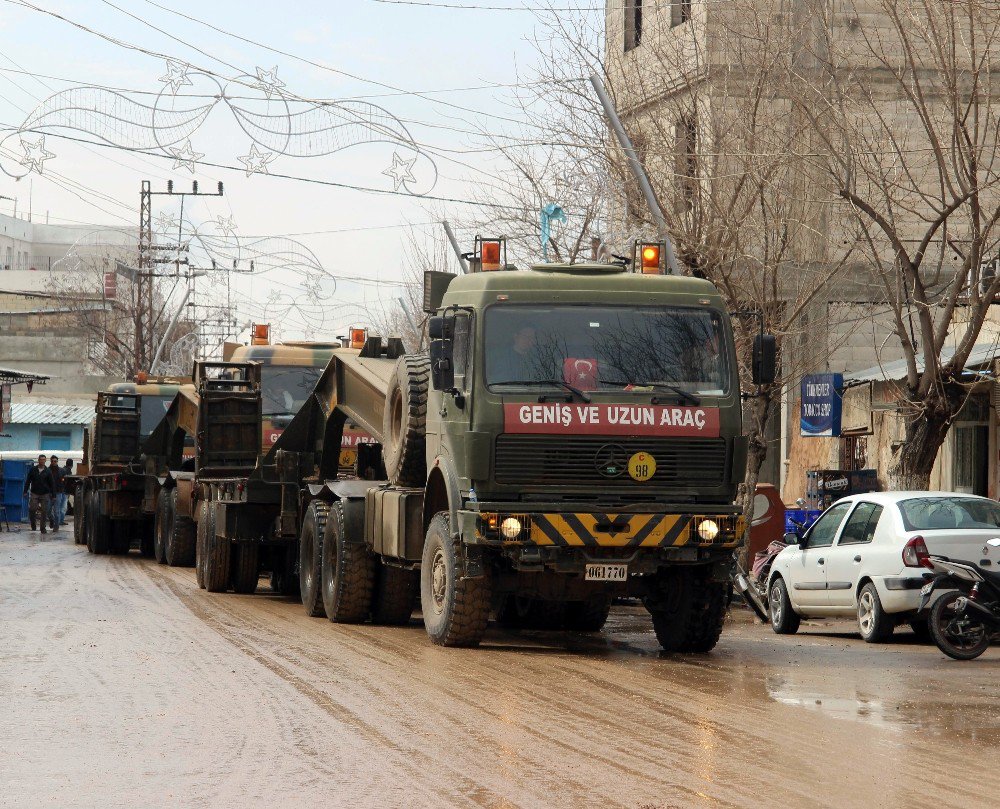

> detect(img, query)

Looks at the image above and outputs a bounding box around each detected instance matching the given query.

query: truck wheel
[321,501,375,623]
[88,491,111,555]
[154,490,170,564]
[231,544,260,595]
[299,501,329,617]
[74,483,88,545]
[371,561,418,625]
[203,499,230,593]
[195,500,208,588]
[564,595,613,632]
[165,488,196,567]
[420,513,491,647]
[382,354,430,487]
[645,569,728,653]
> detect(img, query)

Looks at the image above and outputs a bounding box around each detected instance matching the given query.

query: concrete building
[0,211,134,398]
[603,1,999,502]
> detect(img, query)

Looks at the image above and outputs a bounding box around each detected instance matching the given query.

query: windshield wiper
[599,378,701,406]
[492,379,592,403]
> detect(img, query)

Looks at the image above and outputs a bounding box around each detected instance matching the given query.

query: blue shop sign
[800,373,843,437]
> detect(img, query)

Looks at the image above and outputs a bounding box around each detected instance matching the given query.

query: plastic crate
[784,508,822,533]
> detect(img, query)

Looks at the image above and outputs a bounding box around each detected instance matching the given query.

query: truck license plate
[585,563,628,582]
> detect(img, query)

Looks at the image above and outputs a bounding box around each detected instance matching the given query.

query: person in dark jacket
[48,455,65,531]
[23,454,54,534]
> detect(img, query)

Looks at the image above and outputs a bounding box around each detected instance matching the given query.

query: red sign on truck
[503,403,720,437]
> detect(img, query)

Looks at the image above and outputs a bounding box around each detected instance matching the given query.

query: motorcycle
[919,538,1000,660]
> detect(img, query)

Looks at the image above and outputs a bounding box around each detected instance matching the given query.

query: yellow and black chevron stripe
[527,513,743,549]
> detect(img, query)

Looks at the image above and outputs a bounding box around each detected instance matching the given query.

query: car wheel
[768,577,800,635]
[857,582,894,643]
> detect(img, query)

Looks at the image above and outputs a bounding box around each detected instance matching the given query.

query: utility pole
[588,73,680,275]
[137,180,224,372]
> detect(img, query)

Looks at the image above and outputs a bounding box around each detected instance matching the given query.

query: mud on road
[3,530,1000,809]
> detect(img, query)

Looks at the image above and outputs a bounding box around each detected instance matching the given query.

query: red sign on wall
[103,271,117,300]
[503,403,720,437]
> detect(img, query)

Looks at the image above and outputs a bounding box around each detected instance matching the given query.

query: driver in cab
[490,324,539,383]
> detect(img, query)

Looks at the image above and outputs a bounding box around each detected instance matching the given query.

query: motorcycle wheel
[929,591,991,660]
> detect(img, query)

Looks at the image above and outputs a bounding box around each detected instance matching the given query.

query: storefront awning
[844,342,1000,386]
[0,367,50,386]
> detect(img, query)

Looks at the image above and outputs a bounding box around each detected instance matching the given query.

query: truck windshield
[140,395,174,437]
[261,366,321,416]
[485,305,730,395]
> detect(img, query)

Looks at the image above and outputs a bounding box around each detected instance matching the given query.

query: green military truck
[206,238,772,650]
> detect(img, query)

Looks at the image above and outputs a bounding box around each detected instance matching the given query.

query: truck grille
[494,435,728,488]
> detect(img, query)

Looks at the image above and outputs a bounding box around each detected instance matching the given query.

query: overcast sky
[0,0,592,342]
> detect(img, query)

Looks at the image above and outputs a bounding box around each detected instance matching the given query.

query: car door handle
[817,558,825,565]
[853,555,862,563]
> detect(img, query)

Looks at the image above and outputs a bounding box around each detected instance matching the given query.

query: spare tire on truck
[381,354,430,487]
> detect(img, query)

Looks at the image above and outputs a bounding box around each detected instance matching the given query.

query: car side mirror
[783,531,801,546]
[752,334,777,385]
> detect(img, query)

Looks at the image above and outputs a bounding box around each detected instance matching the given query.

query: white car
[768,491,1000,642]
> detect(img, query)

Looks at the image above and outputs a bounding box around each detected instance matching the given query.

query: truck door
[436,311,474,474]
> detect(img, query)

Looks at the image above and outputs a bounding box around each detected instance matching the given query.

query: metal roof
[10,402,94,425]
[0,366,50,385]
[845,342,1000,385]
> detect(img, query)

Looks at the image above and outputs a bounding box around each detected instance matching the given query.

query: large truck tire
[564,595,613,632]
[73,483,88,545]
[165,488,196,567]
[371,561,418,626]
[321,500,375,623]
[195,500,209,589]
[154,490,170,564]
[299,501,329,617]
[231,544,260,595]
[88,491,111,555]
[381,354,430,487]
[645,569,727,653]
[203,499,230,593]
[421,513,491,647]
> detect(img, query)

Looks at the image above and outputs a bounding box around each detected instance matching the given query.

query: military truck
[202,238,773,650]
[73,376,188,551]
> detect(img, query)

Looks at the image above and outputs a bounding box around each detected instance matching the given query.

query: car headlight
[500,517,523,539]
[697,519,720,541]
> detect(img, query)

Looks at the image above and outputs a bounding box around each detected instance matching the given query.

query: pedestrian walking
[22,454,54,535]
[61,458,73,526]
[48,455,66,532]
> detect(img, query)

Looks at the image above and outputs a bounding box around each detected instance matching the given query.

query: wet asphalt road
[3,529,1000,809]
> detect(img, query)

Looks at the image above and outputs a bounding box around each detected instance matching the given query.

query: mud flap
[459,543,485,579]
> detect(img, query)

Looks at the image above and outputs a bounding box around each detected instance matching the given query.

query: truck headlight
[697,519,720,541]
[500,517,523,539]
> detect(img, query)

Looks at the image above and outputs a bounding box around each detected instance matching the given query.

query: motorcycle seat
[979,567,1000,589]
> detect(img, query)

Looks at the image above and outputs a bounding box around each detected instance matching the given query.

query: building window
[671,0,692,28]
[625,0,642,52]
[40,430,72,452]
[675,115,698,206]
[4,246,10,270]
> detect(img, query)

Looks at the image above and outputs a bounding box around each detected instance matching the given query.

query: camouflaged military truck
[201,239,775,651]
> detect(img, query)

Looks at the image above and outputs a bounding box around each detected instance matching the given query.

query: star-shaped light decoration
[168,139,204,174]
[154,211,178,233]
[159,60,193,95]
[253,66,286,99]
[19,134,56,174]
[215,215,238,238]
[237,144,276,177]
[382,152,417,191]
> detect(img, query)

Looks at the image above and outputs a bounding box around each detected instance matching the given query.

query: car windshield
[897,497,1000,531]
[261,366,321,416]
[484,305,730,394]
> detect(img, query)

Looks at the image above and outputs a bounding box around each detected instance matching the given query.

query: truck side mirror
[429,341,454,391]
[428,316,444,340]
[752,334,777,385]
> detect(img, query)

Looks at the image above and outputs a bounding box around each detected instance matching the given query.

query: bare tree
[792,0,1000,488]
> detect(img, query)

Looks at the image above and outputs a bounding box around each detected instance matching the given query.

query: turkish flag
[563,357,598,391]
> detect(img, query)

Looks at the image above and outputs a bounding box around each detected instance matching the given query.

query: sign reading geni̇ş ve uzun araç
[800,373,844,437]
[503,403,720,437]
